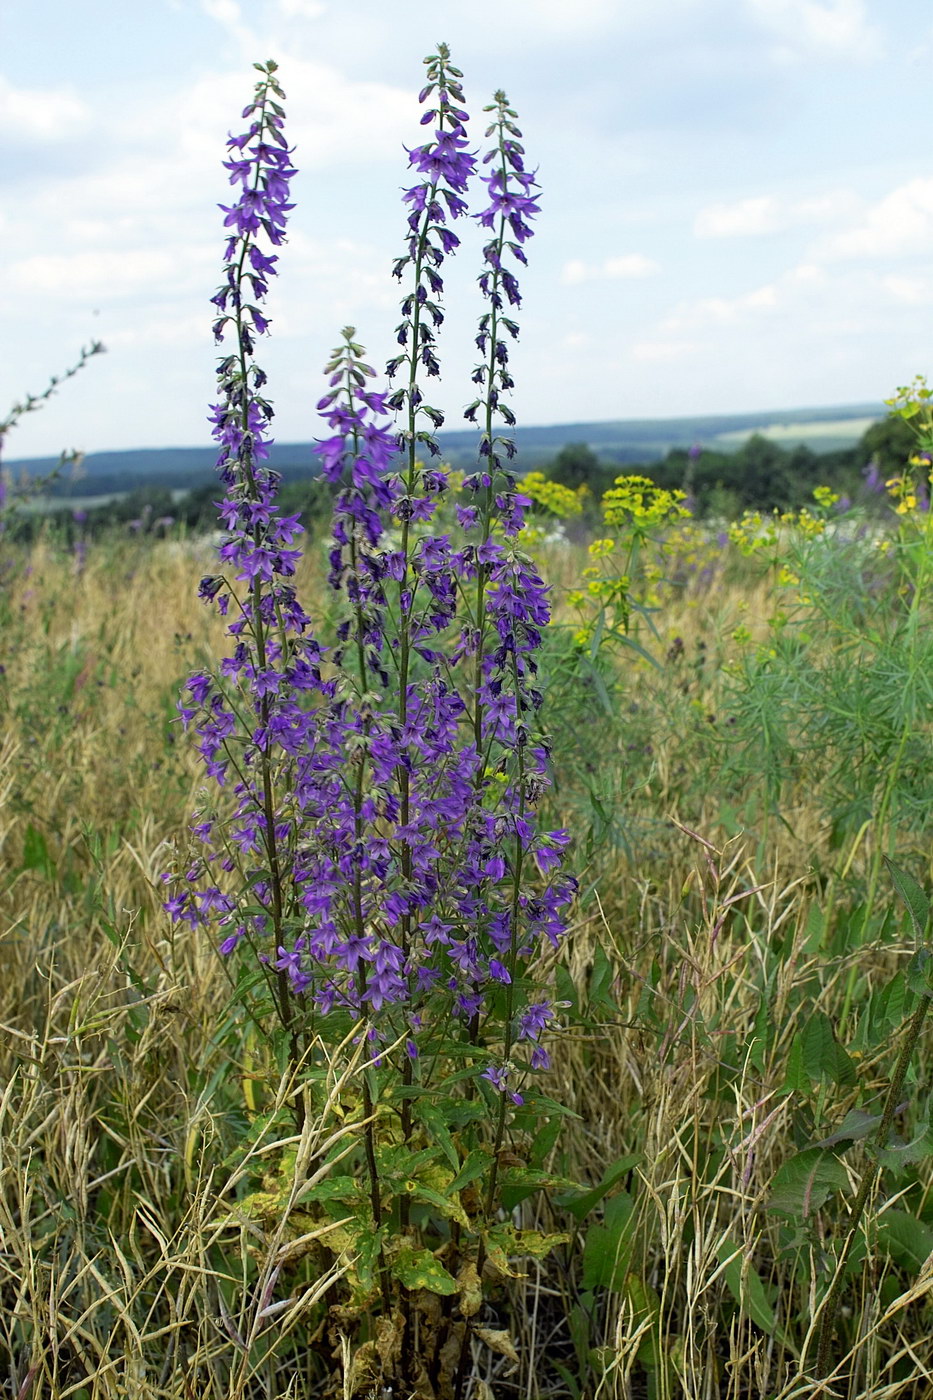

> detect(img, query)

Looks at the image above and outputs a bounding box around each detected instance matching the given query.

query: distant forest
[3,403,919,540]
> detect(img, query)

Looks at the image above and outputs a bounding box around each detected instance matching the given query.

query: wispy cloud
[562,254,659,284]
[744,0,880,62]
[662,282,780,334]
[822,177,933,258]
[0,76,90,141]
[695,190,856,238]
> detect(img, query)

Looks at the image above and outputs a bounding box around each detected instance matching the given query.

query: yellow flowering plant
[565,474,690,648]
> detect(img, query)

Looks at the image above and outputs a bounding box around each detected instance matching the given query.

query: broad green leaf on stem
[375,1143,438,1179]
[906,948,933,1000]
[500,1165,578,1212]
[853,970,916,1052]
[413,1102,459,1172]
[299,1175,364,1205]
[768,1148,849,1219]
[353,1225,387,1291]
[588,941,616,1012]
[818,1108,883,1148]
[877,1121,933,1171]
[875,1209,933,1270]
[555,1155,640,1221]
[392,1244,458,1295]
[408,1182,471,1229]
[789,1012,857,1088]
[581,1191,635,1292]
[529,1112,564,1168]
[782,1035,810,1095]
[554,962,579,1016]
[884,856,931,939]
[446,1148,493,1196]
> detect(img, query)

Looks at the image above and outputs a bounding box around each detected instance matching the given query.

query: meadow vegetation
[5,456,933,1398]
[5,44,933,1400]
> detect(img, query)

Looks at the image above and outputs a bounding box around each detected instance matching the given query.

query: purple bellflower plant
[165,49,576,1388]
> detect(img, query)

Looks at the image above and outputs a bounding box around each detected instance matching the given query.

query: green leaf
[588,942,615,1011]
[581,1192,635,1291]
[22,823,52,876]
[413,1103,459,1172]
[876,1209,933,1270]
[782,1035,809,1095]
[768,1148,849,1219]
[408,1182,471,1229]
[799,1013,856,1087]
[299,1175,363,1205]
[906,948,933,1000]
[529,1113,564,1169]
[877,1120,933,1171]
[500,1165,578,1212]
[554,962,578,1016]
[354,1225,387,1290]
[884,856,930,939]
[484,1223,571,1277]
[818,1108,882,1148]
[715,1239,779,1337]
[446,1148,493,1196]
[555,1155,640,1222]
[853,970,916,1052]
[392,1245,458,1296]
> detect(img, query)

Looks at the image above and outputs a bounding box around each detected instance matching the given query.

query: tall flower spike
[458,92,574,1102]
[465,89,541,478]
[386,42,475,460]
[165,63,332,1062]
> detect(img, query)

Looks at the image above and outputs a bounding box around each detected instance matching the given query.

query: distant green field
[714,415,879,451]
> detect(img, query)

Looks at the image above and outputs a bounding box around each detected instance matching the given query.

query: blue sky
[2,0,932,458]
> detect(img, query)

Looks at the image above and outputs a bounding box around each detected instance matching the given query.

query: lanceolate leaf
[818,1108,883,1148]
[768,1148,849,1219]
[884,856,931,940]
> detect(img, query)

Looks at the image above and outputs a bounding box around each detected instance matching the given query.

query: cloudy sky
[2,0,932,459]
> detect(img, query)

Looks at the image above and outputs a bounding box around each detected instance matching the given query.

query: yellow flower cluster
[521,471,585,519]
[727,511,778,556]
[601,475,689,530]
[792,508,827,539]
[885,476,918,516]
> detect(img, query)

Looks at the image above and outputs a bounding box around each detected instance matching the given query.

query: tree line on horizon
[5,411,917,543]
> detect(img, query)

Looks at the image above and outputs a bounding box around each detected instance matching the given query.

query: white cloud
[497,0,621,33]
[278,0,325,14]
[562,253,659,284]
[695,196,780,238]
[695,189,856,238]
[882,274,933,305]
[0,76,90,140]
[823,177,933,258]
[5,246,214,299]
[745,0,879,61]
[786,262,825,284]
[631,339,701,362]
[662,282,780,334]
